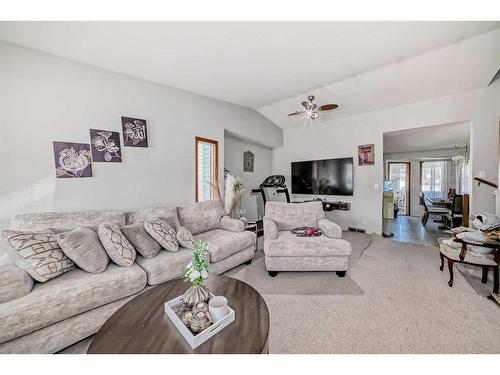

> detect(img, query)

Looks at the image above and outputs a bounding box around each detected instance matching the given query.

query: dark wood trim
[462,193,470,227]
[473,177,498,189]
[195,136,219,202]
[388,161,411,216]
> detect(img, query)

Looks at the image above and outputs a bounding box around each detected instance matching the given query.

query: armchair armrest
[318,218,342,239]
[220,216,244,232]
[263,217,278,240]
[0,263,34,303]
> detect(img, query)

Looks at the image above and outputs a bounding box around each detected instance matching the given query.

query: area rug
[226,232,500,353]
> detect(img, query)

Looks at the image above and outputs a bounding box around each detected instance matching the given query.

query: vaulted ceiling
[1,21,499,129]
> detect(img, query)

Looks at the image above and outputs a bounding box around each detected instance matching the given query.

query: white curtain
[421,160,450,199]
[455,161,471,194]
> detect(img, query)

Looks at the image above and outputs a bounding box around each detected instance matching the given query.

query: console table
[439,236,500,294]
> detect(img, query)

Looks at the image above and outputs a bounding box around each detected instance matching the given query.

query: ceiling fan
[288,95,338,120]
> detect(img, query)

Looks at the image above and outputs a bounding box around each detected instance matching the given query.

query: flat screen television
[291,157,354,196]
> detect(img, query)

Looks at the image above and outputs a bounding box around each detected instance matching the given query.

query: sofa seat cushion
[194,229,256,263]
[136,248,192,285]
[0,263,147,344]
[264,231,352,257]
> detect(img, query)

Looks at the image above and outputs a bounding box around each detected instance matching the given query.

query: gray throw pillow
[98,223,136,266]
[1,229,75,282]
[176,226,195,249]
[57,227,109,273]
[121,222,161,259]
[144,218,179,252]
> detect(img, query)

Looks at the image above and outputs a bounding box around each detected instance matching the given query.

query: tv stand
[294,198,350,211]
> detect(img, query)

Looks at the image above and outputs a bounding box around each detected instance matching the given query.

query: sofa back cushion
[10,210,125,232]
[265,201,325,231]
[125,207,180,230]
[177,200,224,235]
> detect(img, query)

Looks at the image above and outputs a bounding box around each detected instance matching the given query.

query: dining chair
[419,192,450,226]
[444,194,463,228]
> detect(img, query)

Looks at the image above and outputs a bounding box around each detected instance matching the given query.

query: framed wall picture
[89,129,122,162]
[53,141,93,178]
[243,151,254,172]
[121,116,148,147]
[358,144,375,166]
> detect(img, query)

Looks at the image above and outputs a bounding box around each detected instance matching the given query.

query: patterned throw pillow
[144,218,179,252]
[176,226,195,249]
[98,223,136,266]
[1,229,75,282]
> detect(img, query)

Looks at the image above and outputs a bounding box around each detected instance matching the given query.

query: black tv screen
[291,157,354,196]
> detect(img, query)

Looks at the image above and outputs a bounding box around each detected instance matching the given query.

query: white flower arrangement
[184,240,209,286]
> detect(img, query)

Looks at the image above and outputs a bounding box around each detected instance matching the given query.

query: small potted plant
[183,240,210,306]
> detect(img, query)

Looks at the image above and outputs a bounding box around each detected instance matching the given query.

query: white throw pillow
[144,218,179,252]
[176,226,195,249]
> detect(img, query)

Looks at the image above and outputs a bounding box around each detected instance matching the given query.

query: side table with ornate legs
[439,236,500,296]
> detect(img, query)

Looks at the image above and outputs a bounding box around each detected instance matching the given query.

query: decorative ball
[190,311,211,333]
[192,302,208,314]
[181,311,194,326]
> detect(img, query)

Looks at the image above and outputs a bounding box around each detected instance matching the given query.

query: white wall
[223,134,273,222]
[384,147,468,217]
[0,41,282,226]
[273,82,500,234]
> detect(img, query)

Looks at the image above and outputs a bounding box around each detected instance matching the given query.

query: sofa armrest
[318,218,342,239]
[263,217,278,240]
[220,216,244,232]
[0,263,34,304]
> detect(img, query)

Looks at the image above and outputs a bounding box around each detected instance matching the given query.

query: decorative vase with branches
[183,240,210,306]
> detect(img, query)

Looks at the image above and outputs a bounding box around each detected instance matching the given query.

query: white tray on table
[164,293,235,349]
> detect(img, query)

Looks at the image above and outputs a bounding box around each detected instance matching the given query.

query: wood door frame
[388,161,411,216]
[195,136,219,202]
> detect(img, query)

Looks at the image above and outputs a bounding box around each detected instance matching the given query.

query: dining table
[426,197,452,209]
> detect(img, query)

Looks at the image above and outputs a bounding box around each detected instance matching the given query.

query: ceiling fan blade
[301,101,310,110]
[318,104,338,111]
[288,111,306,116]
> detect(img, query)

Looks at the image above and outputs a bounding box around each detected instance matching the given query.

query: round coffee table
[87,276,270,354]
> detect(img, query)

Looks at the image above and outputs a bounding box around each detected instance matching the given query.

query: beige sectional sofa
[0,200,255,353]
[263,201,352,276]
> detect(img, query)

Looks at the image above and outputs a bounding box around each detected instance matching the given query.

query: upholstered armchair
[263,201,352,277]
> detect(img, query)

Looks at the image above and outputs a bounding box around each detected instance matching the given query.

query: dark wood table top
[87,276,270,354]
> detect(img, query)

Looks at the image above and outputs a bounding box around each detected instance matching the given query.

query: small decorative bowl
[181,311,194,326]
[190,311,211,333]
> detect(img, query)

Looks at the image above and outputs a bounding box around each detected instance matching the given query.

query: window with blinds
[195,137,218,202]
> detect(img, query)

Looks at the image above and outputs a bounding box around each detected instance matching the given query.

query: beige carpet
[226,233,500,353]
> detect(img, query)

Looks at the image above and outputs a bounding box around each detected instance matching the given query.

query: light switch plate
[374,184,379,190]
[478,170,486,178]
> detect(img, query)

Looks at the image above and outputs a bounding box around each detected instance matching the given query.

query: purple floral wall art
[53,141,93,178]
[89,129,122,162]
